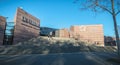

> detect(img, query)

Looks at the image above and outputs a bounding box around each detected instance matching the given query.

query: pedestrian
[48,31,53,40]
[50,31,53,39]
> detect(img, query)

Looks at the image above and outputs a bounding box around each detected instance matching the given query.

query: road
[0,52,119,65]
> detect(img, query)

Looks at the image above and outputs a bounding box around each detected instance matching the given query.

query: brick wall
[55,24,104,46]
[70,25,104,46]
[13,8,40,44]
[55,28,70,38]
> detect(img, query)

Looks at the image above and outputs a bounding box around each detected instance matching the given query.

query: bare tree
[74,0,120,55]
[118,25,120,36]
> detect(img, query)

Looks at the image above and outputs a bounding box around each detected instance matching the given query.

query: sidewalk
[0,52,119,65]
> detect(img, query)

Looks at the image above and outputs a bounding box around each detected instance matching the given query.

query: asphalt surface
[0,52,119,65]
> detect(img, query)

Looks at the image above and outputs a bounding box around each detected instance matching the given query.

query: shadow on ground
[0,36,117,55]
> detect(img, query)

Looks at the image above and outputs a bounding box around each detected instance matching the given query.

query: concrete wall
[13,8,40,44]
[0,16,6,45]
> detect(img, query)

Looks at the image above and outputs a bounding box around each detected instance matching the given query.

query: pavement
[0,52,120,65]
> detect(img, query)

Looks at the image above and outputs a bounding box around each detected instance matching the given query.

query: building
[0,16,6,45]
[55,24,104,46]
[55,28,70,38]
[70,25,104,46]
[13,7,40,44]
[0,8,40,45]
[104,36,116,46]
[3,22,15,45]
[40,27,57,36]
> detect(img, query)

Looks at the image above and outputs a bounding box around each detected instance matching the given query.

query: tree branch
[97,5,113,15]
[94,0,112,14]
[116,10,120,15]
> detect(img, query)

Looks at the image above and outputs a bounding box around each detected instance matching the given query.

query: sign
[22,16,39,28]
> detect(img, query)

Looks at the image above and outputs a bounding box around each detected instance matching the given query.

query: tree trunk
[111,0,120,55]
[112,15,120,55]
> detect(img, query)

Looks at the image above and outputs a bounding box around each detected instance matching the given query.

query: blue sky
[0,0,120,36]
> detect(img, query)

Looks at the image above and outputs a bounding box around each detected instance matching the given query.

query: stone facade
[70,25,104,46]
[13,8,40,44]
[0,16,6,45]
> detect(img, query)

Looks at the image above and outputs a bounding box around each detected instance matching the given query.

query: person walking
[48,31,53,40]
